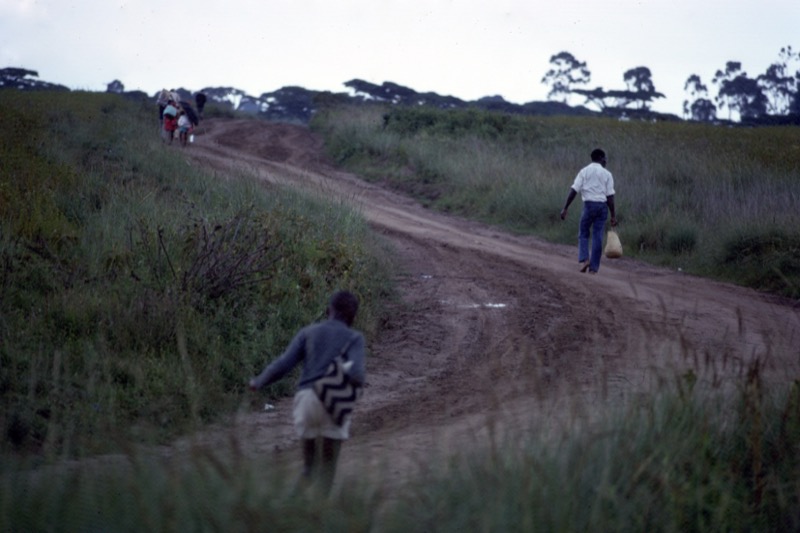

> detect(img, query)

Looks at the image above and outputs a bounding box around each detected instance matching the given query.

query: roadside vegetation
[4,360,799,531]
[2,93,799,531]
[0,91,392,458]
[312,104,800,299]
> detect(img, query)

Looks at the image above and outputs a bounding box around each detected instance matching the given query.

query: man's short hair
[591,148,606,162]
[330,291,359,326]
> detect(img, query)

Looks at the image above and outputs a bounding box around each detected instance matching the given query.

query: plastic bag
[604,229,623,258]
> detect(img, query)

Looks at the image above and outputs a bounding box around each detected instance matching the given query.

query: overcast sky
[1,0,798,116]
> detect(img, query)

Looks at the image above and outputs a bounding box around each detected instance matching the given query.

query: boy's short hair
[329,291,359,326]
[591,148,606,162]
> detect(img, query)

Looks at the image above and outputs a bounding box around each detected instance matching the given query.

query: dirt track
[181,118,800,487]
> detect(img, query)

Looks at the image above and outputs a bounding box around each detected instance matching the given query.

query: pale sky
[1,0,798,116]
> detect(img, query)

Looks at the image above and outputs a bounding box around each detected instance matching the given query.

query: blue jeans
[578,201,608,272]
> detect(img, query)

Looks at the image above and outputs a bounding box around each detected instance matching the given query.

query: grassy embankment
[4,364,800,531]
[0,91,392,458]
[312,105,800,299]
[2,94,799,531]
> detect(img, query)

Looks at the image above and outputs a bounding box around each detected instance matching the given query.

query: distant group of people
[156,89,206,147]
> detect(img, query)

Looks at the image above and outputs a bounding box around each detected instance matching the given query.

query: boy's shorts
[293,388,349,440]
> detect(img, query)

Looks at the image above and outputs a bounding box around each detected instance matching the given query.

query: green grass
[312,104,800,298]
[3,93,800,531]
[0,91,394,457]
[380,370,800,532]
[0,448,382,532]
[2,359,799,532]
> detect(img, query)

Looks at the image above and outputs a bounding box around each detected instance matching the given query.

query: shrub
[716,229,800,297]
[0,92,393,456]
[666,225,698,255]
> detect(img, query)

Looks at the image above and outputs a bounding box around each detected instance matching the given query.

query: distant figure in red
[162,100,179,144]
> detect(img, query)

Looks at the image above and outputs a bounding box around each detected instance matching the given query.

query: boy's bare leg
[302,438,316,479]
[290,438,317,496]
[320,438,342,495]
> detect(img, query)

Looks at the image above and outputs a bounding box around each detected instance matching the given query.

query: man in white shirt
[560,148,618,274]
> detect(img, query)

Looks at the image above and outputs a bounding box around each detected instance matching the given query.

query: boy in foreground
[249,291,366,494]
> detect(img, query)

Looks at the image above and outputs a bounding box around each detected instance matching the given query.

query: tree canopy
[543,46,800,123]
[540,52,591,104]
[757,46,799,114]
[569,65,664,112]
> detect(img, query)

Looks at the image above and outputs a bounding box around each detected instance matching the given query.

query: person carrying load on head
[156,88,170,120]
[162,100,179,144]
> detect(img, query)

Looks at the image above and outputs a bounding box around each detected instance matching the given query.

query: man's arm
[560,188,578,220]
[606,195,617,226]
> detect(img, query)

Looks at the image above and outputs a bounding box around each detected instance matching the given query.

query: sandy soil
[179,118,800,489]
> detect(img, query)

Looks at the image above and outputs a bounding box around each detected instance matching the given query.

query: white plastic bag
[604,230,623,258]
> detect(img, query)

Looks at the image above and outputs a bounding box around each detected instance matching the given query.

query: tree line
[541,47,800,122]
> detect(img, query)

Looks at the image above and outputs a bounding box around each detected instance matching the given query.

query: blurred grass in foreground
[2,359,798,532]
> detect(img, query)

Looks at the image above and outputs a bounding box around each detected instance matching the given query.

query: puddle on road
[421,274,508,309]
[439,300,508,309]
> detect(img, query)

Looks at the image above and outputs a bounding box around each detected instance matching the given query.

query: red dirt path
[179,118,800,489]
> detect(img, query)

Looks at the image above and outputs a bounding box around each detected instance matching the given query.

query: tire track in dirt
[178,118,800,487]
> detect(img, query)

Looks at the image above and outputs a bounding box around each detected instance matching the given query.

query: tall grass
[0,91,393,457]
[380,366,800,532]
[3,94,799,531]
[0,448,382,532]
[2,356,798,531]
[312,105,800,298]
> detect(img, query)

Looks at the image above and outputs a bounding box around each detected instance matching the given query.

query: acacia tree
[541,51,591,104]
[569,88,623,111]
[683,74,716,121]
[571,66,664,112]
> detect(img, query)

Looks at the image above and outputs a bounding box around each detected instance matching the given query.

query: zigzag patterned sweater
[250,318,366,391]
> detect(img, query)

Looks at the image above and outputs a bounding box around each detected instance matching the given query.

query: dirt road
[182,118,800,485]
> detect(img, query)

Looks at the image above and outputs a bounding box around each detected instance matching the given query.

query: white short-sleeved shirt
[572,162,615,202]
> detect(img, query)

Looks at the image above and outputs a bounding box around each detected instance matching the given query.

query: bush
[666,225,698,255]
[716,229,800,297]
